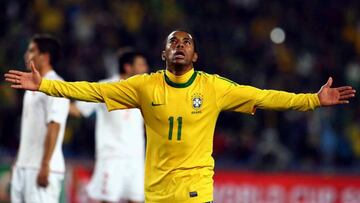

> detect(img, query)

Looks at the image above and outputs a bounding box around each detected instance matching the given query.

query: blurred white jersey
[75,75,145,159]
[16,70,70,173]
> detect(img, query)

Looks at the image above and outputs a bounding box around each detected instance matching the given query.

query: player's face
[24,41,43,70]
[163,31,197,66]
[132,56,149,75]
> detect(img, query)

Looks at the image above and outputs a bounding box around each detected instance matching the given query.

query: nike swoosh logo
[151,102,163,106]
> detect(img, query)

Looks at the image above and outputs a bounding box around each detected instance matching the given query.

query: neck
[39,64,53,76]
[166,64,193,76]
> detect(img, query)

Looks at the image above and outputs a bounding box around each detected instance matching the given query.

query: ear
[161,51,166,61]
[192,52,198,63]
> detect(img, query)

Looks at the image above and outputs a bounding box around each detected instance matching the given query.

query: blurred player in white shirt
[11,34,70,203]
[70,50,148,203]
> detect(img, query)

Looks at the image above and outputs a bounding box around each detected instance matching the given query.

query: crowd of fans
[0,0,360,172]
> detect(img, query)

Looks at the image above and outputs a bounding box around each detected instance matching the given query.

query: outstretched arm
[257,77,356,110]
[216,75,356,114]
[5,62,106,103]
[5,62,143,109]
[317,77,355,106]
[254,77,356,111]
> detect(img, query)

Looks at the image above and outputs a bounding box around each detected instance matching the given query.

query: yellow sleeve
[100,75,144,111]
[39,79,106,102]
[254,89,320,112]
[214,75,321,114]
[39,74,145,111]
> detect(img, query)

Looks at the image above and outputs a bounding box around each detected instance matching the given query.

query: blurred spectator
[252,128,292,171]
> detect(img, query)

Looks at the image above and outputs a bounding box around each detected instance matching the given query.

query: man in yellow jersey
[5,30,356,203]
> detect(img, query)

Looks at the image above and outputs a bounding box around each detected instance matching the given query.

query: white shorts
[11,167,64,203]
[86,157,144,202]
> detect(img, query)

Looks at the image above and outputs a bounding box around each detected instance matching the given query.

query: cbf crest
[191,93,203,113]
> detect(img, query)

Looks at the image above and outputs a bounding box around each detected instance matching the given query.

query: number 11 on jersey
[168,116,182,141]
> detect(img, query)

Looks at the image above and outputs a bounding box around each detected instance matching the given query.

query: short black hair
[163,30,197,52]
[118,50,144,74]
[31,34,62,66]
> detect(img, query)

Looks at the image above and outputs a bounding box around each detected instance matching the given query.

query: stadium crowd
[0,0,360,173]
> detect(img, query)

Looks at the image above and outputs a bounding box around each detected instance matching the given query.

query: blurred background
[0,0,360,202]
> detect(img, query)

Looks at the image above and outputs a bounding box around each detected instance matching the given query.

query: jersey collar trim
[164,70,197,88]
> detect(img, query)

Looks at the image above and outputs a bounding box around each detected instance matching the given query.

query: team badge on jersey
[191,93,203,110]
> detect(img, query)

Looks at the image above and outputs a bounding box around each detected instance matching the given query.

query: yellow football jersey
[40,68,320,203]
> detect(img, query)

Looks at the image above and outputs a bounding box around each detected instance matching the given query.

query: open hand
[4,61,42,91]
[318,77,356,106]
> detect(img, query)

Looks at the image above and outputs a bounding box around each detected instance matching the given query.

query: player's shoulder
[195,70,221,79]
[117,70,163,86]
[151,69,165,76]
[45,70,65,81]
[42,71,70,102]
[196,71,232,81]
[196,70,213,78]
[99,75,119,83]
[140,69,166,81]
[195,71,218,89]
[196,71,238,86]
